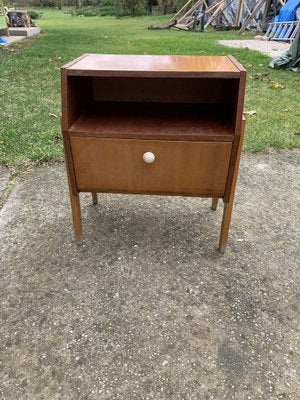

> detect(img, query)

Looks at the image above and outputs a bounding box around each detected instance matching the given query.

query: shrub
[74,2,115,16]
[80,0,99,7]
[112,0,145,17]
[32,0,56,6]
[111,0,127,17]
[28,10,42,19]
[158,0,187,14]
[74,6,99,16]
[99,0,115,15]
[126,0,145,15]
[99,4,115,15]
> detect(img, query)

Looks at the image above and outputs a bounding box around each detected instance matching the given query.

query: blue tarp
[272,0,300,39]
[0,37,8,43]
[275,0,300,22]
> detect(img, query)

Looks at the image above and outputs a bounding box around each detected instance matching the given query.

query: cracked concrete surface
[0,150,299,399]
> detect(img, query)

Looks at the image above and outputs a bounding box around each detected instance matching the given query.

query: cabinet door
[70,138,232,196]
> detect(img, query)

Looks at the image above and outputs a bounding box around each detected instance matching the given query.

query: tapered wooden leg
[218,116,246,253]
[69,192,82,243]
[211,197,219,210]
[62,131,83,244]
[218,201,234,253]
[92,192,98,205]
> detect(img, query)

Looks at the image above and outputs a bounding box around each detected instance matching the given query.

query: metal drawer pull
[143,152,155,164]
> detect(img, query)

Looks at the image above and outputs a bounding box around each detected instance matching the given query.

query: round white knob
[143,152,155,164]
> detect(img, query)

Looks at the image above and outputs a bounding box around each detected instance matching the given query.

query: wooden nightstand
[61,54,246,252]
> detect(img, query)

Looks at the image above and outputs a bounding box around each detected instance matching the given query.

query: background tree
[158,0,186,14]
[112,0,145,17]
[126,0,145,15]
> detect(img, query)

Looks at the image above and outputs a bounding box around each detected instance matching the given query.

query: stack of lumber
[238,0,286,33]
[150,0,287,33]
[170,0,233,31]
[6,10,35,28]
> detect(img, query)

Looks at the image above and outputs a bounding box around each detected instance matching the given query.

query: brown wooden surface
[61,74,93,131]
[63,54,241,78]
[222,78,240,134]
[61,69,69,132]
[62,130,78,196]
[211,197,219,210]
[224,113,246,202]
[92,192,98,204]
[61,53,89,70]
[71,138,232,196]
[219,116,246,251]
[69,103,234,142]
[61,54,246,248]
[62,128,82,239]
[223,68,246,202]
[233,69,246,137]
[69,192,82,240]
[227,55,247,73]
[92,77,226,104]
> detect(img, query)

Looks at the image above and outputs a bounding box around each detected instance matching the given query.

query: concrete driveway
[0,150,299,399]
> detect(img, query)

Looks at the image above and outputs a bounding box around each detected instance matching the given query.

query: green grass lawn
[0,8,299,169]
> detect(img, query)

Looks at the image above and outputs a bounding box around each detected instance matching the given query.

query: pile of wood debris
[149,0,286,34]
[6,10,36,28]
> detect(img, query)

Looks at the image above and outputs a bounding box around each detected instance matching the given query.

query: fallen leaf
[49,113,58,118]
[52,54,61,61]
[52,134,61,142]
[252,72,270,80]
[269,80,285,90]
[244,110,257,116]
[293,132,300,136]
[244,63,253,68]
[0,140,4,145]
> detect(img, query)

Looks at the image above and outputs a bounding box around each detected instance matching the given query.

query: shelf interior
[63,75,240,141]
[69,102,234,142]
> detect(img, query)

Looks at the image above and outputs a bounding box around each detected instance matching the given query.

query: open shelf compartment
[62,75,240,142]
[69,102,233,142]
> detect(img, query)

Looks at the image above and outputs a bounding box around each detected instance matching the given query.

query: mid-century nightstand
[61,54,246,252]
